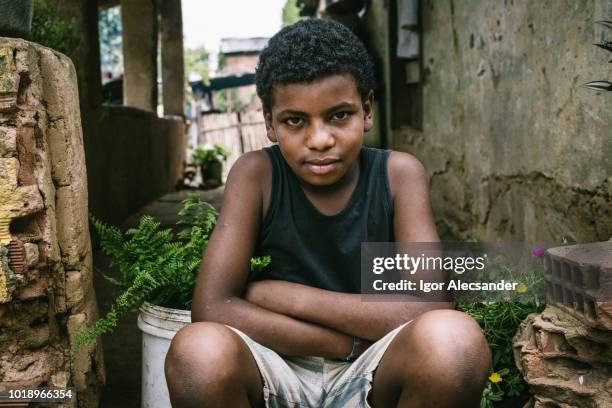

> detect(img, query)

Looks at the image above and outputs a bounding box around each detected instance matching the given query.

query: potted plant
[191,144,230,188]
[73,194,269,407]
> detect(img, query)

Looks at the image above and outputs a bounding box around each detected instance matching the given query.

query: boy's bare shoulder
[386,150,428,198]
[225,149,272,214]
[231,149,270,173]
[386,151,439,241]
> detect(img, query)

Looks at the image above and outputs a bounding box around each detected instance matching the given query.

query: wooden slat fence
[199,110,272,175]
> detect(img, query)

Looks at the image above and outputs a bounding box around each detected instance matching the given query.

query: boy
[166,19,490,408]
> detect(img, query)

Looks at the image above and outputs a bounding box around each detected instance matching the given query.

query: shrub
[455,241,547,407]
[30,0,79,56]
[72,194,269,355]
[191,144,230,170]
[458,301,545,408]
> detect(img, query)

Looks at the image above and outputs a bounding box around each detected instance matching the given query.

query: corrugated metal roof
[220,37,269,54]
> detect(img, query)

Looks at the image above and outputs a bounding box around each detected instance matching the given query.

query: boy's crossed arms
[191,148,446,359]
[244,279,447,346]
[167,148,487,408]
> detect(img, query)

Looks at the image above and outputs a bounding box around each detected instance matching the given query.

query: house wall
[224,53,259,75]
[380,0,611,243]
[319,1,388,146]
[358,0,389,147]
[51,0,186,225]
[82,107,185,225]
[223,53,261,111]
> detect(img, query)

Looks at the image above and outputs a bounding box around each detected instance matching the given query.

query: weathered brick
[0,126,16,156]
[16,278,47,301]
[23,242,39,267]
[56,186,89,270]
[540,331,576,355]
[514,304,612,408]
[22,323,50,349]
[545,242,612,330]
[67,313,93,392]
[65,271,84,310]
[8,239,26,274]
[0,47,19,112]
[50,371,70,388]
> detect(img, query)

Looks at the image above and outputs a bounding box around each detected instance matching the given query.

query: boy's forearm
[295,292,451,340]
[193,296,360,358]
[245,280,452,340]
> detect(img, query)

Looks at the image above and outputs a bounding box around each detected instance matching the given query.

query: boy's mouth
[304,158,340,175]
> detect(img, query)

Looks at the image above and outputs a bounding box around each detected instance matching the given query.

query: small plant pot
[137,302,191,408]
[201,160,223,187]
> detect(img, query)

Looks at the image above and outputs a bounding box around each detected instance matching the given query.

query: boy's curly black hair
[255,19,376,112]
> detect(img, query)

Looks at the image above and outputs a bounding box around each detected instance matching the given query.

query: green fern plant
[72,194,270,355]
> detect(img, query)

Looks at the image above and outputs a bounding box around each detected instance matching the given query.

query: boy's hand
[354,338,373,358]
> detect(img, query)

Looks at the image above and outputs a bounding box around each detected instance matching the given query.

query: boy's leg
[369,309,490,408]
[165,322,265,408]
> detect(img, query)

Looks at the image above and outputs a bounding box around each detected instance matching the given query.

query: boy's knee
[413,308,486,342]
[167,321,246,373]
[165,322,247,394]
[394,309,490,394]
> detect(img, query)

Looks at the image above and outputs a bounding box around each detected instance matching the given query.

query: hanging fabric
[396,0,420,59]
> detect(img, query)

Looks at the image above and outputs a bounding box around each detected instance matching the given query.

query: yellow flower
[489,372,502,383]
[516,283,528,294]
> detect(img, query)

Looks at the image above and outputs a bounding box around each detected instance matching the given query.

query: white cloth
[397,0,420,59]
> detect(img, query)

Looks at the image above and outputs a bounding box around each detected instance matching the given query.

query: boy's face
[264,74,374,188]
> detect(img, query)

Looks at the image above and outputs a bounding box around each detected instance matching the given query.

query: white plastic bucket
[137,302,191,408]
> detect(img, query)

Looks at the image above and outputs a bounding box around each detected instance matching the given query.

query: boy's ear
[363,90,374,132]
[264,111,278,142]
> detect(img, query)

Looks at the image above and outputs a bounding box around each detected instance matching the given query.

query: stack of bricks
[0,38,103,406]
[513,241,612,408]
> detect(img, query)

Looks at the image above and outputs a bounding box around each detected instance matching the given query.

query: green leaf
[595,20,612,30]
[583,81,612,91]
[78,196,272,355]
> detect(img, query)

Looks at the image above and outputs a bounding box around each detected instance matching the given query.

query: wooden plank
[201,113,241,175]
[240,110,273,153]
[199,111,273,176]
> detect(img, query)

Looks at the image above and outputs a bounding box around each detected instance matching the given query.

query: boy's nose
[306,123,335,150]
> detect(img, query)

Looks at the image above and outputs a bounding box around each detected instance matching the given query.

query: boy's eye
[331,111,351,121]
[285,117,304,127]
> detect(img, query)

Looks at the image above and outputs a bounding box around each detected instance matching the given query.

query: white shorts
[226,322,411,408]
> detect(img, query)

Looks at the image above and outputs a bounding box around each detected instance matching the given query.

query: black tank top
[252,144,394,293]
